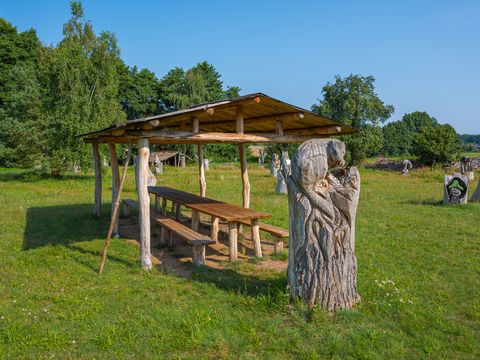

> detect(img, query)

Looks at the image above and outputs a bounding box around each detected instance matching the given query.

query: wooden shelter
[81,93,357,269]
[149,151,189,167]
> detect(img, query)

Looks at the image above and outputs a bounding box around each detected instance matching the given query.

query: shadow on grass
[191,264,288,300]
[401,199,443,206]
[23,203,136,269]
[23,204,284,299]
[0,169,93,183]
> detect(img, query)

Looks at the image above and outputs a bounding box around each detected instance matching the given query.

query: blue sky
[2,0,479,133]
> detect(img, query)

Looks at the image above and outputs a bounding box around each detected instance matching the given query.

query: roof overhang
[81,93,357,144]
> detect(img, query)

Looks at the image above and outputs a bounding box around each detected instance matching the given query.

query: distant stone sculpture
[443,174,468,205]
[275,169,287,194]
[134,155,157,189]
[179,154,186,168]
[258,148,267,167]
[460,156,474,180]
[269,153,280,177]
[151,154,163,174]
[203,159,209,171]
[285,138,361,310]
[401,159,412,176]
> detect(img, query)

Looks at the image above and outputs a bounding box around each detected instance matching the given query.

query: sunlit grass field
[0,164,479,358]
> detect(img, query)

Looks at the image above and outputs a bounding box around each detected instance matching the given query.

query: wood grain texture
[286,138,360,310]
[92,143,102,217]
[108,143,120,236]
[137,139,152,270]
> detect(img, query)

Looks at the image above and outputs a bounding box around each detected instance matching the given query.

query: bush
[412,124,461,166]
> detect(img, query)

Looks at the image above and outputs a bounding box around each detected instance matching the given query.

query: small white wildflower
[399,298,404,303]
[408,300,413,304]
[43,309,48,312]
[28,312,31,316]
[12,300,16,303]
[72,340,76,344]
[34,316,37,319]
[1,316,5,320]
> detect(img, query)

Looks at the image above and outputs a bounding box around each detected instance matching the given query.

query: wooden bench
[122,199,215,266]
[238,219,288,253]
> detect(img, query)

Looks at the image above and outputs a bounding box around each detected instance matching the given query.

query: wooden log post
[228,222,238,262]
[211,216,219,242]
[236,105,251,237]
[286,138,361,310]
[92,143,102,218]
[274,237,284,253]
[192,245,206,266]
[136,139,152,270]
[251,219,262,257]
[191,118,204,231]
[108,143,120,237]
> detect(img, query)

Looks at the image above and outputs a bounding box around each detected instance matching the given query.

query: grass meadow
[0,163,479,358]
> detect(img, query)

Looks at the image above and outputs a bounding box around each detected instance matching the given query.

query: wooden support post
[236,105,250,235]
[137,139,152,270]
[251,219,262,257]
[161,197,167,214]
[198,144,206,197]
[192,245,206,266]
[154,195,160,212]
[99,144,133,274]
[92,143,102,218]
[274,237,284,253]
[108,143,120,237]
[175,204,182,221]
[228,222,238,262]
[191,211,199,232]
[211,216,219,242]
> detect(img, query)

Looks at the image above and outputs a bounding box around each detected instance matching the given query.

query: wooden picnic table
[148,186,271,261]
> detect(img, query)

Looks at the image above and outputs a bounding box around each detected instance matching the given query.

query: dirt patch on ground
[119,213,287,278]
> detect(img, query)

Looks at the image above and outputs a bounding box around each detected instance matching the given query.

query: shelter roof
[81,93,357,144]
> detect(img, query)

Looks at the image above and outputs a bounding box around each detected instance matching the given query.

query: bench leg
[175,204,182,221]
[274,236,284,253]
[172,201,177,213]
[161,197,167,215]
[192,244,206,266]
[251,219,262,257]
[167,230,173,248]
[122,203,130,217]
[191,211,199,231]
[228,222,238,262]
[211,216,219,242]
[154,195,160,212]
[159,226,166,246]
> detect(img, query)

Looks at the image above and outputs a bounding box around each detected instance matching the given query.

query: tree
[312,74,394,164]
[382,111,438,156]
[40,1,125,173]
[0,18,43,167]
[412,124,462,166]
[118,64,160,120]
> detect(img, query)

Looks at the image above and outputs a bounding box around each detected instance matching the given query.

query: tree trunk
[286,138,361,310]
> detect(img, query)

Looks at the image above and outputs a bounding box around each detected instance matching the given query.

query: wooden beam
[200,112,305,129]
[137,139,152,270]
[108,143,120,237]
[236,105,244,134]
[84,129,342,145]
[92,143,102,218]
[198,144,206,197]
[276,120,284,136]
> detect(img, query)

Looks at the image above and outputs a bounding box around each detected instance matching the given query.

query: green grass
[0,164,479,358]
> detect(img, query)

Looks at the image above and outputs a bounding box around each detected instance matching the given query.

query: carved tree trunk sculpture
[285,139,361,310]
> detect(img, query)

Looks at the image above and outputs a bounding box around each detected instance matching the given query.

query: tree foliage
[411,124,462,165]
[382,111,438,156]
[312,74,394,164]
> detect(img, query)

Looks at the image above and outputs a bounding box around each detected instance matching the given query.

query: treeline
[0,2,240,172]
[0,1,469,173]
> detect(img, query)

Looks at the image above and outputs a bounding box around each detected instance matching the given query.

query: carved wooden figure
[269,153,280,177]
[401,159,412,176]
[285,138,361,310]
[444,174,469,205]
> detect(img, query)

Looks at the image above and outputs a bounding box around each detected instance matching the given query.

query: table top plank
[148,186,271,222]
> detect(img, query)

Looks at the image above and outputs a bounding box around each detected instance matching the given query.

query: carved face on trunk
[446,177,467,204]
